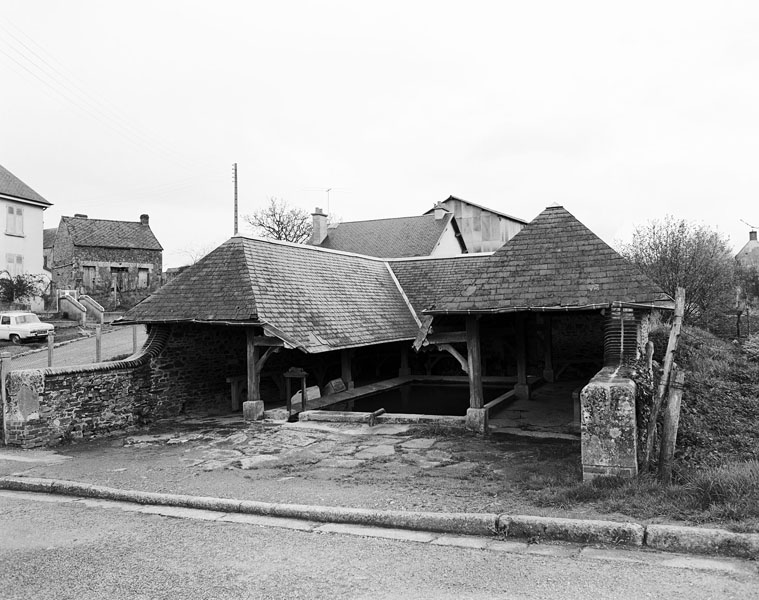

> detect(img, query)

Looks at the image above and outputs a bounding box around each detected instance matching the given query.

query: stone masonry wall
[1,326,171,448]
[149,323,247,414]
[1,324,253,448]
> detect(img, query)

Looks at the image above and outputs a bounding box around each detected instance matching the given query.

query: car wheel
[9,334,20,345]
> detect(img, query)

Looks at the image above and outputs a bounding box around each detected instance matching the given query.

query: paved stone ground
[0,415,592,517]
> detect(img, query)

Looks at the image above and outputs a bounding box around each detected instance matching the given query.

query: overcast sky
[2,1,758,268]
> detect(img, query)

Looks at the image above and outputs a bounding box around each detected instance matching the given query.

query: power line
[0,18,204,172]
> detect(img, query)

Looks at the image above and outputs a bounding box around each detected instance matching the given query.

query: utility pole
[233,163,238,235]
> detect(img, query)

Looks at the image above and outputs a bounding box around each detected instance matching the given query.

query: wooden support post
[659,366,685,485]
[466,315,484,409]
[341,349,354,390]
[47,331,54,368]
[243,327,264,421]
[542,314,554,382]
[515,314,530,401]
[246,328,260,403]
[399,344,410,376]
[643,287,685,472]
[132,325,138,354]
[95,324,102,363]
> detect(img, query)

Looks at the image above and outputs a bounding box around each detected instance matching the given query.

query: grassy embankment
[523,325,759,532]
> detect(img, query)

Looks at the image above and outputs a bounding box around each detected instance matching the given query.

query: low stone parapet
[580,366,638,481]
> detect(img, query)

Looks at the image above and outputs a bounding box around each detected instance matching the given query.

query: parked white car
[0,311,55,344]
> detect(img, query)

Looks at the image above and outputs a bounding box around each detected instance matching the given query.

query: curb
[1,476,757,559]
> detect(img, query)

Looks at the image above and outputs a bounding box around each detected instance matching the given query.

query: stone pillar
[580,367,638,481]
[514,314,530,400]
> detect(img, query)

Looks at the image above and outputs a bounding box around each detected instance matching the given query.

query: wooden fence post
[133,325,138,354]
[659,365,685,485]
[643,287,685,472]
[47,331,54,368]
[95,324,102,362]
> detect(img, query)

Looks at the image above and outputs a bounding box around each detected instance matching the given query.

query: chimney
[433,202,448,220]
[74,213,88,218]
[751,231,757,242]
[310,207,328,245]
[140,214,150,226]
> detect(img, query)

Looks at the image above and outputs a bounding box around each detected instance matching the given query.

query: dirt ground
[0,414,658,525]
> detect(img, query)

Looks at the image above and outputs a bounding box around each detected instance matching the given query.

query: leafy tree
[620,217,735,325]
[0,272,45,304]
[244,198,312,243]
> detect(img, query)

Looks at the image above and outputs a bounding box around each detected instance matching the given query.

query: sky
[2,1,759,268]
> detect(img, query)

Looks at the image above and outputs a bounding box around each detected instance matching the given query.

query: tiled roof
[427,205,673,314]
[43,228,57,249]
[389,255,492,318]
[318,213,460,258]
[0,164,51,207]
[62,216,163,250]
[123,237,420,353]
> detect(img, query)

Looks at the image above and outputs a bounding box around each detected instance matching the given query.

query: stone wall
[149,323,247,414]
[1,323,254,448]
[2,327,171,448]
[580,366,638,480]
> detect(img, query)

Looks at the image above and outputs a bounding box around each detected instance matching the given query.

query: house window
[6,206,23,236]
[5,253,23,276]
[137,268,149,289]
[82,266,96,289]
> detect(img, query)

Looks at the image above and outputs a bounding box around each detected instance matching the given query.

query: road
[0,492,756,600]
[9,325,148,370]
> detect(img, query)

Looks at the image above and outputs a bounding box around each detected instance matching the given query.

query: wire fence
[7,326,148,371]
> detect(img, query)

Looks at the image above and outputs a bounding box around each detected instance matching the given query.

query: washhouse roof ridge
[425,204,674,314]
[121,236,420,353]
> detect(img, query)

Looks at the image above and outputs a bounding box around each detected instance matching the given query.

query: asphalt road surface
[9,325,148,370]
[1,493,756,600]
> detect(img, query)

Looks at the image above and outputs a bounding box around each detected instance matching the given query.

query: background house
[0,164,53,311]
[48,213,163,309]
[424,196,526,253]
[736,229,759,270]
[310,204,467,258]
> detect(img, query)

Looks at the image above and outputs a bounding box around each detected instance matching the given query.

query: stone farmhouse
[46,214,163,309]
[2,204,672,481]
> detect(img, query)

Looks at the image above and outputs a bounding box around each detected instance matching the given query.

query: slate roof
[317,213,463,258]
[389,254,492,318]
[122,237,420,353]
[0,164,52,207]
[62,216,163,250]
[426,205,673,314]
[736,234,759,269]
[43,228,58,249]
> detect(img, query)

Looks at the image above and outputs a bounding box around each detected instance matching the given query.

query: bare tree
[620,216,735,324]
[244,198,312,243]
